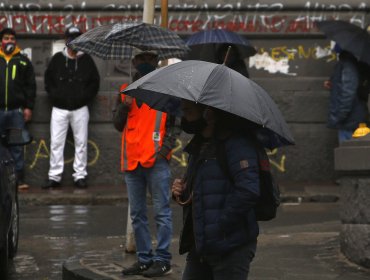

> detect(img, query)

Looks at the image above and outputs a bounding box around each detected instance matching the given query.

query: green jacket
[0,47,36,110]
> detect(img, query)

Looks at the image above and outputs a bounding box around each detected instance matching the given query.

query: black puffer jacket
[179,134,260,255]
[0,49,36,110]
[44,50,100,110]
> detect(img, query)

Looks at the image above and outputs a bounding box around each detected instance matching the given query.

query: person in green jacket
[0,28,36,190]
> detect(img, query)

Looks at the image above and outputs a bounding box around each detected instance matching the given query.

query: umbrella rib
[197,65,223,103]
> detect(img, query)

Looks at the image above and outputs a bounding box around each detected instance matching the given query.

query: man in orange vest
[121,49,180,278]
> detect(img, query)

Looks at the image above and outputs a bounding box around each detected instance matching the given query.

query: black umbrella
[122,60,294,149]
[317,20,370,65]
[185,29,256,60]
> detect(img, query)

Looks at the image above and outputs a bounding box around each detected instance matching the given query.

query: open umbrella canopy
[68,22,190,60]
[123,60,294,149]
[185,29,256,62]
[317,20,370,65]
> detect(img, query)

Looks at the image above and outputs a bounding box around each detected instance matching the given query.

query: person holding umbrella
[120,49,181,278]
[121,59,295,279]
[172,100,260,280]
[215,44,250,78]
[185,28,256,78]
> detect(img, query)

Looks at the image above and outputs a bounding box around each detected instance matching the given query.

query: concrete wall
[1,0,369,186]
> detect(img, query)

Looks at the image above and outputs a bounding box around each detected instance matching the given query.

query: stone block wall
[2,0,369,186]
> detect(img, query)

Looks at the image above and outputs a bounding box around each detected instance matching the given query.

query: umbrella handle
[223,45,232,65]
[175,192,193,206]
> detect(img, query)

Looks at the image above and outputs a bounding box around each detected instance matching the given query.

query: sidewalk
[22,182,366,280]
[62,233,370,280]
[18,182,340,206]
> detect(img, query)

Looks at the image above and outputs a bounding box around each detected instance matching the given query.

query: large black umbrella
[68,22,189,60]
[317,20,370,65]
[122,60,294,149]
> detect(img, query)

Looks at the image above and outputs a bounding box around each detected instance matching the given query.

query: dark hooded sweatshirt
[44,49,100,110]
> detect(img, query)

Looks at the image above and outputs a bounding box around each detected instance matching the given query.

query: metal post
[125,0,157,253]
[161,0,168,28]
[125,206,136,253]
[143,0,156,24]
[160,0,169,67]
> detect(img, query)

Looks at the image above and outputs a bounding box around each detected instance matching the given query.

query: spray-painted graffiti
[258,44,336,62]
[25,139,100,169]
[0,12,365,35]
[0,1,367,13]
[249,43,337,75]
[0,0,367,35]
[171,139,287,172]
[267,148,286,172]
[171,139,188,167]
[25,137,286,172]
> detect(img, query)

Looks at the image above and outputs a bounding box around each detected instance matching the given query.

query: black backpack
[216,139,280,221]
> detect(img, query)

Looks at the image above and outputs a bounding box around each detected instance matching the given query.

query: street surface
[8,202,370,279]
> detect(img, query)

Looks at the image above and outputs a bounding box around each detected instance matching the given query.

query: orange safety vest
[120,94,170,171]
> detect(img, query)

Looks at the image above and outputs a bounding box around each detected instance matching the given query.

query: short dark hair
[0,28,16,40]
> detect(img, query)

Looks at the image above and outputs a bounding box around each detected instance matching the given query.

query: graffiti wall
[2,0,369,186]
[0,3,368,36]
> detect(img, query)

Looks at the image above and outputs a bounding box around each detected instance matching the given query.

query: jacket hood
[0,45,21,61]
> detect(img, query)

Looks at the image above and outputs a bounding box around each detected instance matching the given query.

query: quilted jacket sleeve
[218,136,260,232]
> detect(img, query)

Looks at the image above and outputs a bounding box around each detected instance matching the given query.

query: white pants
[48,106,89,182]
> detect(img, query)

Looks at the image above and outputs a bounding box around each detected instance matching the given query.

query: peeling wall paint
[250,52,296,76]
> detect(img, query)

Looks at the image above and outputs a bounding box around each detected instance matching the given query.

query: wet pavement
[9,201,370,280]
[10,205,127,280]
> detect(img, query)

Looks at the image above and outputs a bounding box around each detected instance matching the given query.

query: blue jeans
[338,129,353,143]
[182,242,257,280]
[0,109,25,173]
[124,158,173,264]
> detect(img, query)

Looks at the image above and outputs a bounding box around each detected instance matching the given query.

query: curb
[18,193,128,206]
[19,192,339,206]
[63,262,111,280]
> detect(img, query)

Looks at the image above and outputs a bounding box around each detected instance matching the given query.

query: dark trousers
[182,241,257,280]
[0,109,25,173]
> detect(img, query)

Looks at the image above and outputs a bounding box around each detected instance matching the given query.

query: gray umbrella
[68,22,189,60]
[123,60,294,148]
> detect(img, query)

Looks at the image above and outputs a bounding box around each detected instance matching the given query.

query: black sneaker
[142,261,172,277]
[74,178,87,188]
[42,179,61,189]
[122,261,152,275]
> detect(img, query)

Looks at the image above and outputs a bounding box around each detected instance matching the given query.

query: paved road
[8,202,370,280]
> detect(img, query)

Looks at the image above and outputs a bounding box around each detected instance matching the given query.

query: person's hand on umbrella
[172,178,185,197]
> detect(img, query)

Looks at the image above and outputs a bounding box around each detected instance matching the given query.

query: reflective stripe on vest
[121,97,167,171]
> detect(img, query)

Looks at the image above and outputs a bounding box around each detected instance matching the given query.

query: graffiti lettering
[171,139,188,167]
[259,44,336,61]
[171,139,287,173]
[0,2,367,13]
[267,148,286,173]
[26,139,100,169]
[0,9,366,35]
